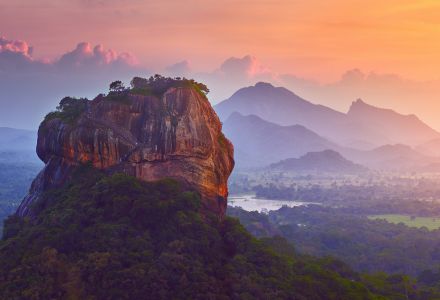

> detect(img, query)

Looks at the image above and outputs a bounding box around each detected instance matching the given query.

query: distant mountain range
[269,150,367,173]
[416,139,440,157]
[216,82,440,149]
[0,127,39,163]
[343,144,436,171]
[222,112,339,168]
[347,99,440,147]
[0,127,36,151]
[222,112,440,171]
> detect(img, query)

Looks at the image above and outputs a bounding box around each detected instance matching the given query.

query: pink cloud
[57,42,137,68]
[0,37,33,57]
[0,37,138,73]
[219,55,271,78]
[0,36,146,129]
[166,60,191,76]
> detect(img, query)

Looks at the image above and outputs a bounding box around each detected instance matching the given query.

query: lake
[228,194,314,213]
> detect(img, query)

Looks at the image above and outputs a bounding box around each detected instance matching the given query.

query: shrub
[129,74,209,98]
[43,97,88,124]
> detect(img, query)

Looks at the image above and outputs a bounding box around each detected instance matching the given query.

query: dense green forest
[228,205,440,295]
[0,166,430,299]
[0,153,42,234]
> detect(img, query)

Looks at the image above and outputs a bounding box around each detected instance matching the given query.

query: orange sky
[1,0,439,80]
[1,0,439,128]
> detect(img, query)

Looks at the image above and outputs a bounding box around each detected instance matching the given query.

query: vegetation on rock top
[43,96,88,124]
[42,75,210,124]
[107,75,210,103]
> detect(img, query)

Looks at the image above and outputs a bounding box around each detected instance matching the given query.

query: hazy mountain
[418,162,440,172]
[344,144,440,171]
[222,112,340,168]
[0,127,36,151]
[216,82,345,127]
[269,149,367,173]
[222,113,439,171]
[416,138,440,157]
[0,127,39,164]
[215,82,440,148]
[347,99,440,146]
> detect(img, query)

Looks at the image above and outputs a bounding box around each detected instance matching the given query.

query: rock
[17,83,234,218]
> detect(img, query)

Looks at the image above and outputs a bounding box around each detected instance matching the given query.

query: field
[368,214,440,230]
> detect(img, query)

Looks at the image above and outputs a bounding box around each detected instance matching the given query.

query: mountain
[223,112,340,168]
[344,144,439,171]
[419,162,440,172]
[221,112,439,171]
[0,127,36,151]
[215,82,440,148]
[269,149,367,173]
[18,77,234,218]
[215,82,387,148]
[0,127,39,163]
[416,138,440,157]
[347,99,440,146]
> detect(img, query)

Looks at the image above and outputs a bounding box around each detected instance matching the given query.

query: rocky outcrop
[17,84,234,218]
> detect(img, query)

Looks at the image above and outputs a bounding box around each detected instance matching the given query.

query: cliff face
[17,86,234,217]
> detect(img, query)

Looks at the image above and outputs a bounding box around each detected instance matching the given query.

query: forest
[1,166,434,299]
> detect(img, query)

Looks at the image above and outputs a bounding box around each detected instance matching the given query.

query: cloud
[0,37,43,72]
[340,69,366,84]
[57,42,137,69]
[0,37,146,130]
[0,37,138,73]
[0,37,33,57]
[2,38,439,132]
[218,55,271,79]
[187,55,276,101]
[165,60,191,77]
[337,69,415,89]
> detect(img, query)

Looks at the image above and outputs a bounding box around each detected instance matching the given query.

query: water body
[228,194,314,213]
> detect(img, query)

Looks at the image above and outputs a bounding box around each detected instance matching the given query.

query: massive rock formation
[17,80,234,218]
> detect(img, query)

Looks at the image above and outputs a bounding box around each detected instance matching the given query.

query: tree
[130,77,148,89]
[190,80,209,95]
[57,97,77,111]
[109,80,125,93]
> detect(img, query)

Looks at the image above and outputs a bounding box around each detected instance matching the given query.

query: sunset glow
[1,0,439,129]
[1,0,439,79]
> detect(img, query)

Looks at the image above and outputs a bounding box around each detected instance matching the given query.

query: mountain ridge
[347,99,440,146]
[215,82,440,148]
[269,149,367,173]
[223,112,340,168]
[0,127,37,151]
[223,112,440,171]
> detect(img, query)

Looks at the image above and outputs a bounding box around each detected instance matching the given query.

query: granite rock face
[17,86,234,217]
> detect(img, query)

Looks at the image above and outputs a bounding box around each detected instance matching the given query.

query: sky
[0,0,439,130]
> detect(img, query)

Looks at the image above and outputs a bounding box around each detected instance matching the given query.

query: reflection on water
[228,194,314,213]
